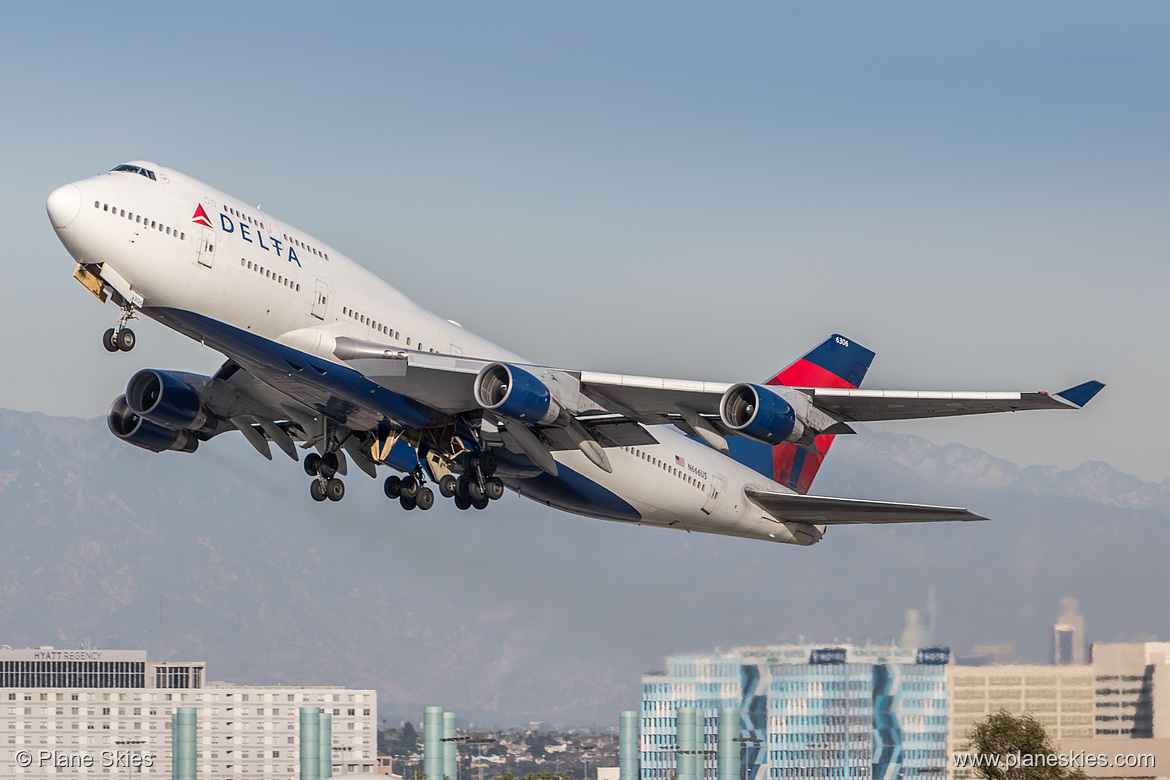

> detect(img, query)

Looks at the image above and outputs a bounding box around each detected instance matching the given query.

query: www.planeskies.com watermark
[953,749,1154,770]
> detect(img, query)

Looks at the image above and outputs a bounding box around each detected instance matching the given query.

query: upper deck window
[110,164,157,181]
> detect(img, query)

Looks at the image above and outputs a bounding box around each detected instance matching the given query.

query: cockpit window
[110,164,157,181]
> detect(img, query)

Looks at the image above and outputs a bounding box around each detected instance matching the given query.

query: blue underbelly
[511,463,641,522]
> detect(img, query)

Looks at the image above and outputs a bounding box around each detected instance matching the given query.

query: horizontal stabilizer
[1054,380,1105,408]
[745,487,987,525]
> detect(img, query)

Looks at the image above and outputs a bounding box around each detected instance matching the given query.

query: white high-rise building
[1053,597,1086,666]
[0,647,377,779]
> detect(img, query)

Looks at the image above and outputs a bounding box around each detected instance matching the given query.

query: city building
[1090,642,1170,740]
[947,642,1170,779]
[1053,598,1087,666]
[946,661,1095,778]
[640,643,950,780]
[0,646,377,779]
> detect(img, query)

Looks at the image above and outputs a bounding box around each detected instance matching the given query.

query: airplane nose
[47,184,82,228]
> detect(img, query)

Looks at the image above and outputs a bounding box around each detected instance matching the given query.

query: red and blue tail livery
[767,334,874,494]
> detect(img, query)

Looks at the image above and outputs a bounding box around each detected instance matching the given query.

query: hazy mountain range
[1,408,1166,727]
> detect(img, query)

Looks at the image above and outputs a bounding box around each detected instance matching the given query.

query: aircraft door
[701,473,726,515]
[196,228,215,268]
[311,279,329,320]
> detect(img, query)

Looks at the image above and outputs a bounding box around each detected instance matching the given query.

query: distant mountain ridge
[0,407,1165,726]
[829,430,1170,516]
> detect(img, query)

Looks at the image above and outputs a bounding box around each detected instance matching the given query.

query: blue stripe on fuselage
[511,462,641,523]
[146,307,441,430]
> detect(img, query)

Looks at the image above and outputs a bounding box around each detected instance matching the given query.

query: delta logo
[191,204,213,228]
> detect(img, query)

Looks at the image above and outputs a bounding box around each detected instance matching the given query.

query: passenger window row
[335,306,440,353]
[223,205,266,233]
[624,446,707,491]
[96,201,184,240]
[219,206,330,261]
[281,233,328,260]
[342,306,398,340]
[241,258,301,292]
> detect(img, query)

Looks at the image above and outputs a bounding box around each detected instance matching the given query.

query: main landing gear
[383,469,435,511]
[455,451,505,511]
[305,450,345,503]
[381,451,505,512]
[102,306,138,353]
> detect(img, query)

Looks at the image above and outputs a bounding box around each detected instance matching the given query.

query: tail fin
[739,334,875,494]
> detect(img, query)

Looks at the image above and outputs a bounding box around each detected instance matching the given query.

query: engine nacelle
[125,369,210,431]
[473,363,561,425]
[107,395,199,453]
[719,383,806,445]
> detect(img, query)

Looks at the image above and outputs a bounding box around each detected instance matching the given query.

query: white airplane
[45,161,1104,545]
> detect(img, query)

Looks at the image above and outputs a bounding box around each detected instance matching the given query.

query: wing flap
[745,486,988,524]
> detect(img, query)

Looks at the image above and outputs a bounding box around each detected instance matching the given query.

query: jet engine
[473,363,561,425]
[719,383,806,445]
[124,369,211,431]
[107,395,199,453]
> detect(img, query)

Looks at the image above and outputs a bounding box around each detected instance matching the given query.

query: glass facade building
[641,645,949,780]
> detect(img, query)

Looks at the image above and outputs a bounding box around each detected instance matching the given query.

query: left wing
[744,487,988,524]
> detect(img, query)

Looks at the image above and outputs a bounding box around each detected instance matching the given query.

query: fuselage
[48,161,805,544]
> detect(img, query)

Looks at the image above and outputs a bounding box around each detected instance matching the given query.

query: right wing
[336,337,1104,429]
[745,487,988,524]
[798,381,1106,423]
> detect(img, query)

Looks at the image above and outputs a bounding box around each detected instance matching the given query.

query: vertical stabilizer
[763,334,874,494]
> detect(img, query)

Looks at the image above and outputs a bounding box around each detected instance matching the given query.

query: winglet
[1054,380,1105,408]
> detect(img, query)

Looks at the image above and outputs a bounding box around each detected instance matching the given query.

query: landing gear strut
[306,451,344,502]
[453,451,504,511]
[103,305,138,353]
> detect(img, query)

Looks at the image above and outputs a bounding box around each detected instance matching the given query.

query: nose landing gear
[102,306,138,353]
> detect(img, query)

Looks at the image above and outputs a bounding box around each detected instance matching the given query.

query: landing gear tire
[310,480,327,502]
[455,475,472,500]
[454,494,471,511]
[116,328,136,352]
[304,453,322,477]
[383,475,402,499]
[319,451,339,478]
[471,495,489,511]
[399,475,418,498]
[326,478,345,502]
[438,474,457,498]
[462,453,479,475]
[416,487,435,510]
[467,480,485,503]
[484,477,505,501]
[480,451,497,476]
[399,493,417,511]
[102,329,119,353]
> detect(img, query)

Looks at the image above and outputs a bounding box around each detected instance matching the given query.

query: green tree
[403,721,419,753]
[966,710,1086,780]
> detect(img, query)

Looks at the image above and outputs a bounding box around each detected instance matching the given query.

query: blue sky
[2,2,1167,479]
